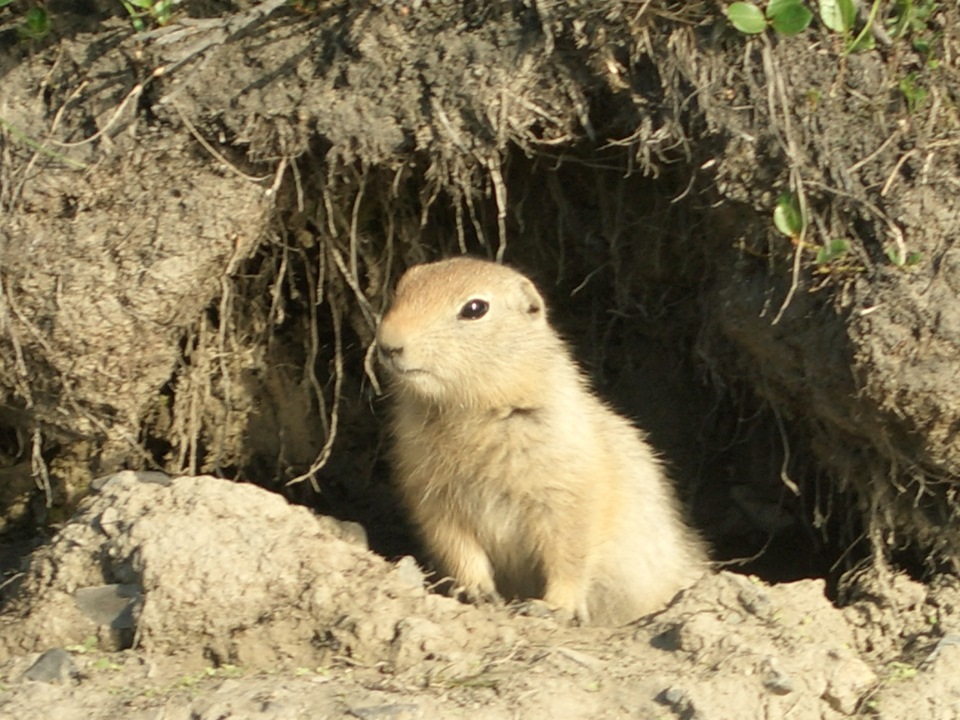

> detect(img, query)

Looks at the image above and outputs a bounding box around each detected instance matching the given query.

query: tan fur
[376,256,706,624]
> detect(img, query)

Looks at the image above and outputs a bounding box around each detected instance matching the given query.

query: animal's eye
[458,298,489,320]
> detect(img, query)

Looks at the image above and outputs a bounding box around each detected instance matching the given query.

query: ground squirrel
[376,256,706,624]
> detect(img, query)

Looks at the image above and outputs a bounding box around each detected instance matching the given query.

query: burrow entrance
[124,145,866,595]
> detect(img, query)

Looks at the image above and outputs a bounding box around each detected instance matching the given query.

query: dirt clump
[0,471,513,671]
[0,471,956,719]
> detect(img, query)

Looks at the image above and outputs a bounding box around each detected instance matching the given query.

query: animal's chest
[418,409,542,483]
[396,408,550,536]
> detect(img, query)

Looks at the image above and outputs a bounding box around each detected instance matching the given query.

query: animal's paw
[509,599,579,626]
[450,584,503,607]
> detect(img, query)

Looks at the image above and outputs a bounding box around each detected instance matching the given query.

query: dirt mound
[2,472,960,718]
[0,471,514,671]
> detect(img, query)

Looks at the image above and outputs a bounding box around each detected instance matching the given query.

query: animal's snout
[377,340,403,364]
[375,317,407,372]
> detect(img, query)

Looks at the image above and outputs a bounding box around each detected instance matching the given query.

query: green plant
[822,0,881,53]
[898,71,928,112]
[773,191,805,239]
[816,238,850,265]
[119,0,176,31]
[177,665,244,688]
[727,0,813,35]
[885,660,918,681]
[66,636,99,654]
[17,4,51,41]
[0,1,52,42]
[888,0,938,52]
[726,0,881,53]
[91,657,122,671]
[886,245,922,268]
[0,116,89,170]
[818,0,857,33]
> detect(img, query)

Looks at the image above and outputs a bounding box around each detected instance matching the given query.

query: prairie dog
[376,256,705,624]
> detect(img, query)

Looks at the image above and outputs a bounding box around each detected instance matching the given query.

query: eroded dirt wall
[1,0,959,577]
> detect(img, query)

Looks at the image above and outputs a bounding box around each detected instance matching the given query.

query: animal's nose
[377,341,403,363]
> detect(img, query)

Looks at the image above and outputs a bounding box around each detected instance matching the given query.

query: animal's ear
[518,278,545,318]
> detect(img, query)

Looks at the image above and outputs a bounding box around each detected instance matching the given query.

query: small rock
[738,584,773,619]
[922,633,960,666]
[74,583,141,628]
[823,654,878,714]
[95,506,121,537]
[761,656,795,695]
[91,470,172,491]
[392,555,426,589]
[553,645,603,671]
[23,648,77,684]
[316,515,368,548]
[658,685,694,715]
[674,612,735,654]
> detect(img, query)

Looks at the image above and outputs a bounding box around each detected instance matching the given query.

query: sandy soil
[2,472,960,720]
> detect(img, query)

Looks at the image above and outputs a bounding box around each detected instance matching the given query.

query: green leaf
[820,0,857,33]
[816,238,850,264]
[884,246,920,267]
[767,0,799,15]
[66,635,99,654]
[846,30,875,52]
[18,6,50,40]
[0,0,14,7]
[769,3,814,35]
[153,0,175,25]
[773,192,805,237]
[727,3,768,34]
[899,72,927,113]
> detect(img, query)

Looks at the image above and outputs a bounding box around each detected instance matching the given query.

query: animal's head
[376,257,551,409]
